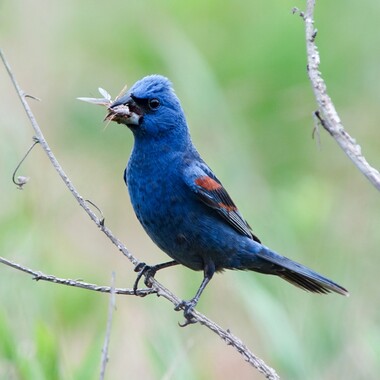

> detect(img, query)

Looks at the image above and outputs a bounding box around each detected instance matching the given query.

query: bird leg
[133,260,179,295]
[175,261,215,327]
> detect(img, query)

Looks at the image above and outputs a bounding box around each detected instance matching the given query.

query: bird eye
[148,98,160,110]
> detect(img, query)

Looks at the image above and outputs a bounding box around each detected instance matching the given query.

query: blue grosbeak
[107,75,348,324]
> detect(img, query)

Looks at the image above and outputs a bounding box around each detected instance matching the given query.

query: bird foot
[174,299,198,327]
[133,262,157,295]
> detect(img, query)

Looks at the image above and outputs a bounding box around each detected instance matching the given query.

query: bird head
[107,75,188,141]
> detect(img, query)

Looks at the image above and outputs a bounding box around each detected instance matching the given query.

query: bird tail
[252,248,349,296]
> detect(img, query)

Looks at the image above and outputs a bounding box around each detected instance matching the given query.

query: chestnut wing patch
[186,168,261,243]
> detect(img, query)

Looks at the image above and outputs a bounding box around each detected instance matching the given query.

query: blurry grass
[145,322,196,380]
[35,322,60,379]
[1,0,380,379]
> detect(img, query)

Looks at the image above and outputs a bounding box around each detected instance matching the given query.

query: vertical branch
[99,272,116,380]
[304,0,380,191]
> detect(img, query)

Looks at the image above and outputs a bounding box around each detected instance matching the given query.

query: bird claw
[133,262,157,295]
[175,300,198,327]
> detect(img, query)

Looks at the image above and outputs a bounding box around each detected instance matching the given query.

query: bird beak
[105,95,142,126]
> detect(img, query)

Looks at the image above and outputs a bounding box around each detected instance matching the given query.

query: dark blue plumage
[109,75,348,323]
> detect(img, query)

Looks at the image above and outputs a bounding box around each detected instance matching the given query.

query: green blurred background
[1,1,379,379]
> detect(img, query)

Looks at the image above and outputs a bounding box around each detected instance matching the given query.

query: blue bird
[108,75,348,324]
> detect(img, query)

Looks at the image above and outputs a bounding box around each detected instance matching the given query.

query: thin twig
[12,137,39,189]
[85,199,105,226]
[303,0,380,191]
[0,49,279,380]
[0,255,153,296]
[99,272,116,380]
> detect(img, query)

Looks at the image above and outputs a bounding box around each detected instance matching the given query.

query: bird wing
[183,162,261,243]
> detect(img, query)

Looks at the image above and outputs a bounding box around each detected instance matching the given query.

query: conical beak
[105,95,142,126]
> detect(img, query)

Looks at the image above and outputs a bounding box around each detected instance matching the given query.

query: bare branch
[303,0,380,191]
[0,255,153,296]
[145,278,279,379]
[0,49,279,379]
[99,272,116,380]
